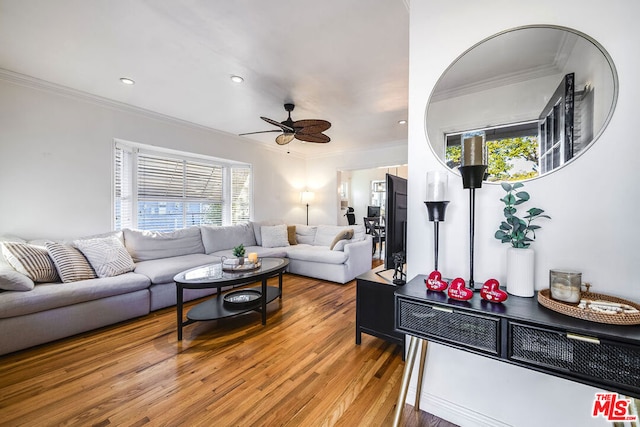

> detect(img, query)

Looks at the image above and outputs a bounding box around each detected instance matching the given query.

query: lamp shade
[300,191,315,204]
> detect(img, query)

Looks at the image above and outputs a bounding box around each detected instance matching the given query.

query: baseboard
[407,388,513,427]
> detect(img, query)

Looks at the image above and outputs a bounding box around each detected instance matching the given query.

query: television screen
[367,205,381,218]
[384,174,407,270]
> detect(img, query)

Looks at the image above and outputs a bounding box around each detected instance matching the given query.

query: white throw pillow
[0,265,35,291]
[74,236,135,278]
[260,224,290,248]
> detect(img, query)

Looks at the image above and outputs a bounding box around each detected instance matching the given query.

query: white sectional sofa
[0,221,372,355]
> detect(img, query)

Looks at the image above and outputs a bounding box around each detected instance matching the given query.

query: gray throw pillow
[0,265,35,291]
[261,224,290,248]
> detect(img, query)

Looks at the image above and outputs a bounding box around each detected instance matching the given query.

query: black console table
[391,274,640,426]
[355,266,405,357]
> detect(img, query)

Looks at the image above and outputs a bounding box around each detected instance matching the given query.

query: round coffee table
[173,257,289,340]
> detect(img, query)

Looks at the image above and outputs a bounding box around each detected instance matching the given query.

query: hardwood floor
[0,266,456,426]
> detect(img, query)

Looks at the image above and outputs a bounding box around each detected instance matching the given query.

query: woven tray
[538,289,640,325]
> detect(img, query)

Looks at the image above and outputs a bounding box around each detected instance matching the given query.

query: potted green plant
[232,244,246,265]
[494,182,550,297]
[494,182,550,248]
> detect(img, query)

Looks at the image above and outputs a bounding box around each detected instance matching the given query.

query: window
[114,141,252,231]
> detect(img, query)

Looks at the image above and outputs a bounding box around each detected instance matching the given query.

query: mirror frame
[425,24,619,183]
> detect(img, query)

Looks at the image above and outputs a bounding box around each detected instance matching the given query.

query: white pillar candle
[426,171,448,201]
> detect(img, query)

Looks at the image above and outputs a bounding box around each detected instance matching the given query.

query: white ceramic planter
[506,247,535,297]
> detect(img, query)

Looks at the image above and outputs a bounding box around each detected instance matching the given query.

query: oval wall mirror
[425,25,618,182]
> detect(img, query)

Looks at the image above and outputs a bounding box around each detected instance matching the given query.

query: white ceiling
[0,0,410,157]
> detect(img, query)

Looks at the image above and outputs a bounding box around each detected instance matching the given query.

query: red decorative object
[425,270,448,292]
[480,279,508,303]
[447,278,473,301]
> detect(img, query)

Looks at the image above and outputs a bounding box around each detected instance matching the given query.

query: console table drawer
[509,322,640,395]
[397,299,499,356]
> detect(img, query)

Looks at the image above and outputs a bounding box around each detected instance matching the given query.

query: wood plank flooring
[0,267,455,427]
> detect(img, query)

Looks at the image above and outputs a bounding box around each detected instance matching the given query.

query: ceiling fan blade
[295,133,330,143]
[293,119,331,135]
[261,116,294,133]
[239,129,283,136]
[276,133,295,145]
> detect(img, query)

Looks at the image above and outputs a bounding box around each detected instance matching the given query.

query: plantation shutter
[231,166,251,224]
[114,146,133,229]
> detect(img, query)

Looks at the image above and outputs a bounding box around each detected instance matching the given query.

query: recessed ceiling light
[230,75,244,83]
[120,77,135,85]
[398,120,407,125]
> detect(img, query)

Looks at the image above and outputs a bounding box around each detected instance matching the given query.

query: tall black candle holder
[424,201,449,271]
[458,165,488,291]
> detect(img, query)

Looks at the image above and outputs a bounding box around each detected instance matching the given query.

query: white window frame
[113,139,253,231]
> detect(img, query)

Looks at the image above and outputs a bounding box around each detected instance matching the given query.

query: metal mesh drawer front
[510,323,640,393]
[398,300,499,355]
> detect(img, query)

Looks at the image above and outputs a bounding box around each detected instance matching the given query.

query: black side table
[356,266,405,358]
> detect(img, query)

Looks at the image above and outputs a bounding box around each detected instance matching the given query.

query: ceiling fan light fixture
[276,133,295,145]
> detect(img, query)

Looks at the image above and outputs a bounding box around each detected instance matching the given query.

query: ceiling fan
[240,103,331,145]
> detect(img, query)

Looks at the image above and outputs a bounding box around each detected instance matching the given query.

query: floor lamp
[300,191,314,225]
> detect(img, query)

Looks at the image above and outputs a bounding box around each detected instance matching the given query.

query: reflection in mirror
[426,26,618,182]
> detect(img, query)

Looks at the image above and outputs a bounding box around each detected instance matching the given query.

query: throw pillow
[329,229,354,250]
[74,236,135,278]
[0,265,35,291]
[46,242,97,283]
[1,242,60,283]
[261,224,290,249]
[287,225,298,245]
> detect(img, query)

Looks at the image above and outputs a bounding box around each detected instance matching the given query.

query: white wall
[408,1,639,426]
[0,76,307,240]
[305,144,408,226]
[0,75,408,239]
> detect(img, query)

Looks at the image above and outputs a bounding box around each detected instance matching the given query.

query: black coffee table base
[186,285,280,322]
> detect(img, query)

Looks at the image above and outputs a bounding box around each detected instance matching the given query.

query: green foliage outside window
[446,136,539,182]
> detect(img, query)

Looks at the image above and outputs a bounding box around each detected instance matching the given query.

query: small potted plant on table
[232,244,246,265]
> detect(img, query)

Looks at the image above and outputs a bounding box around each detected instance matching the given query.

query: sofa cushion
[123,227,205,262]
[295,225,317,245]
[1,242,60,283]
[0,272,150,319]
[0,265,35,291]
[46,242,97,283]
[134,253,218,284]
[285,245,349,264]
[201,223,256,254]
[74,236,135,278]
[261,224,290,248]
[250,220,284,246]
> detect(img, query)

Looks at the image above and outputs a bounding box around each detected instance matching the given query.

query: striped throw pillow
[74,236,135,278]
[1,242,60,283]
[46,242,97,283]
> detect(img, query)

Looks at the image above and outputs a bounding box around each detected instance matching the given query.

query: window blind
[114,142,251,231]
